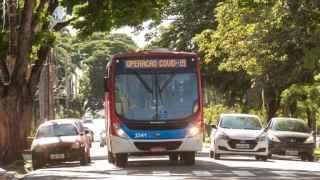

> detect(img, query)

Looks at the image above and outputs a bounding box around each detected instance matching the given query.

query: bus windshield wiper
[159,73,176,94]
[135,73,153,94]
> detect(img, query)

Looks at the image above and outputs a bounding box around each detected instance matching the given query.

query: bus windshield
[115,72,199,121]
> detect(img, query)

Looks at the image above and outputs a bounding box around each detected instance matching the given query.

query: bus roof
[113,49,197,59]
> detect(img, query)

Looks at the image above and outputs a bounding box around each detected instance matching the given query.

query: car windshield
[272,119,310,132]
[36,123,78,138]
[115,73,198,120]
[220,116,262,130]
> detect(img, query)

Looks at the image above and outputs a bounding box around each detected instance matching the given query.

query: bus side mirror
[104,76,109,92]
[211,124,217,129]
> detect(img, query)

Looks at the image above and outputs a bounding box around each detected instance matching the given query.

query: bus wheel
[115,153,128,167]
[169,153,179,163]
[182,152,195,165]
[108,151,115,163]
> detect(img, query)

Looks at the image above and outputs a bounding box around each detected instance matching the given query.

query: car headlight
[267,134,280,142]
[304,136,314,144]
[71,142,81,149]
[217,133,229,140]
[257,135,267,142]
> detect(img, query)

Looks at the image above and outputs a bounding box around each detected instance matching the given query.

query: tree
[0,0,169,165]
[147,0,221,51]
[196,0,320,120]
[75,33,137,112]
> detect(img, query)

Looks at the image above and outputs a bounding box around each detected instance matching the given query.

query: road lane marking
[152,171,170,176]
[110,170,128,175]
[192,171,213,177]
[271,171,297,177]
[232,171,255,177]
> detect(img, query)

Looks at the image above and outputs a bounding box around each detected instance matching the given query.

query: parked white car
[210,113,268,161]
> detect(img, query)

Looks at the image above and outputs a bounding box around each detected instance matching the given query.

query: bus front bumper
[110,135,202,154]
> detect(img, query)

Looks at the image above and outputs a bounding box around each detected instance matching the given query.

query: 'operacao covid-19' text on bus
[104,49,203,167]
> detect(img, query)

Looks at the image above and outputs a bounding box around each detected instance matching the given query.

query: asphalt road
[22,142,320,180]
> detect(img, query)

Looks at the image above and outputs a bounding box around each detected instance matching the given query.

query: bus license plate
[50,154,64,160]
[286,150,298,156]
[150,147,166,152]
[235,144,250,149]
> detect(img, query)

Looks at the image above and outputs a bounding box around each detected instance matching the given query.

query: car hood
[270,131,310,138]
[31,136,80,150]
[222,128,263,140]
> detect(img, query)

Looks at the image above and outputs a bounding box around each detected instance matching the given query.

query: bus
[104,49,203,167]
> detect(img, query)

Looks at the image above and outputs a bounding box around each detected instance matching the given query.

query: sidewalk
[0,168,17,180]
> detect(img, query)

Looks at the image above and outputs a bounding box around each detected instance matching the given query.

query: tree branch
[31,0,47,34]
[53,17,78,32]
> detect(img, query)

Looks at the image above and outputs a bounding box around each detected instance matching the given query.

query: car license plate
[150,147,166,152]
[235,144,250,149]
[285,150,298,156]
[50,154,64,160]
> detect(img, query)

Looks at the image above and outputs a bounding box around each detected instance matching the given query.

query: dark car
[266,117,315,161]
[31,119,91,170]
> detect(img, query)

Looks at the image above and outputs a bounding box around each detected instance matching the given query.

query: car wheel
[108,151,115,163]
[115,153,128,167]
[255,156,261,160]
[169,153,179,163]
[32,152,44,170]
[307,154,314,162]
[214,152,220,160]
[80,148,89,165]
[260,156,268,161]
[181,152,195,165]
[209,151,214,158]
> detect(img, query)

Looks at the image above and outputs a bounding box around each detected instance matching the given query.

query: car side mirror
[85,130,90,134]
[211,124,217,129]
[80,132,84,136]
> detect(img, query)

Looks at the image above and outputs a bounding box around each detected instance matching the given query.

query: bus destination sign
[125,59,187,69]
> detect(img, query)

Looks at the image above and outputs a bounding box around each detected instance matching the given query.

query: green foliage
[204,104,241,125]
[68,0,169,36]
[195,0,320,119]
[147,0,220,50]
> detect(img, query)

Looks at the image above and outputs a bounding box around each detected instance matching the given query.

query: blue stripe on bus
[121,125,188,139]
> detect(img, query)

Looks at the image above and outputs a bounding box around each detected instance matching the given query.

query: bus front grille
[134,141,182,151]
[125,122,189,130]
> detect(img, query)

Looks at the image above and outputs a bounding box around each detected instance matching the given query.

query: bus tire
[108,151,115,163]
[182,152,195,165]
[209,151,214,158]
[115,153,128,167]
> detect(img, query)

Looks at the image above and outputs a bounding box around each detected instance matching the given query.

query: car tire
[307,154,314,162]
[255,155,268,161]
[209,151,214,158]
[169,153,179,163]
[115,153,128,167]
[213,152,220,160]
[108,151,115,163]
[181,152,195,165]
[32,152,44,170]
[80,148,89,165]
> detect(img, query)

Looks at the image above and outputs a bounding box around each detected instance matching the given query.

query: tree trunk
[0,84,33,165]
[264,87,280,122]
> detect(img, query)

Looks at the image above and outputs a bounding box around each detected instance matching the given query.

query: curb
[0,168,17,180]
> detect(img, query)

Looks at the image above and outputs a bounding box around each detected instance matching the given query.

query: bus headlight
[113,123,129,139]
[188,126,200,137]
